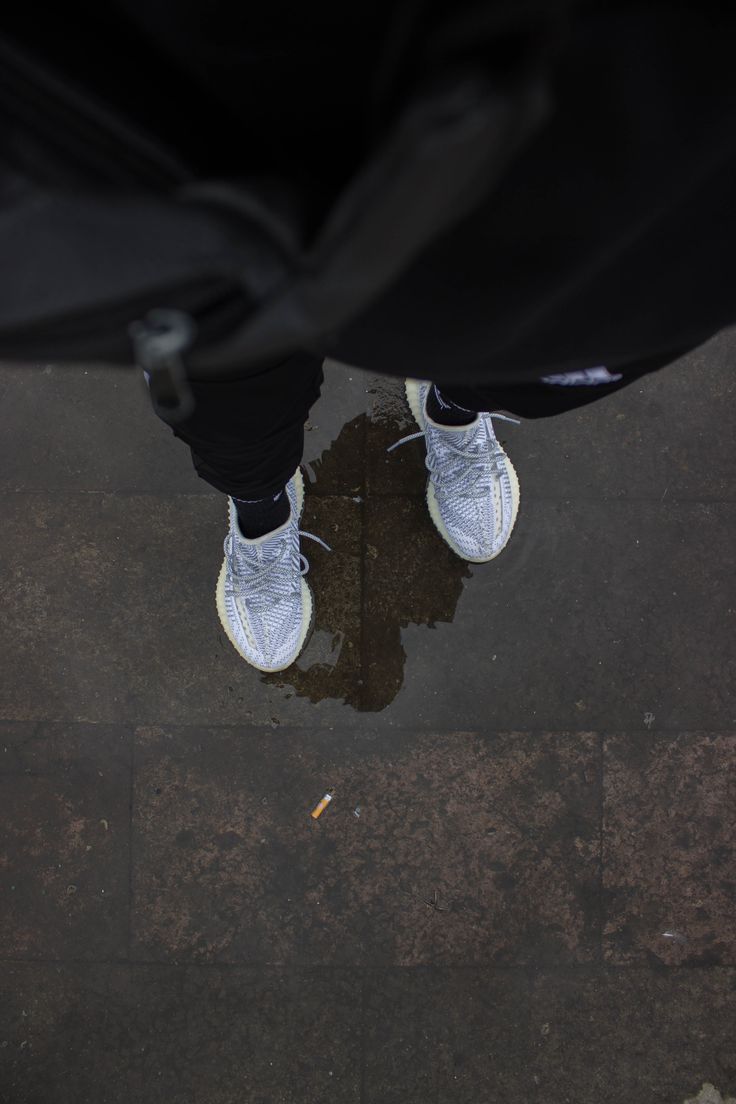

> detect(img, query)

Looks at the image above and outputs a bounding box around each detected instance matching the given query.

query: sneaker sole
[215,467,314,673]
[405,378,521,563]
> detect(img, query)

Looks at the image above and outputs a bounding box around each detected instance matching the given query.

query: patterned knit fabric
[391,380,520,563]
[218,471,312,672]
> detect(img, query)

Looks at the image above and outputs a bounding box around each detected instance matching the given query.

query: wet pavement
[0,334,734,1102]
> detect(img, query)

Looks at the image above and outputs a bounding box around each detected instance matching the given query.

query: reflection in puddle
[264,377,473,711]
[295,628,345,672]
[365,374,415,431]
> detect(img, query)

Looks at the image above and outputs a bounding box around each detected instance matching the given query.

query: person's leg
[395,353,682,563]
[151,350,325,672]
[172,351,324,539]
[169,350,323,497]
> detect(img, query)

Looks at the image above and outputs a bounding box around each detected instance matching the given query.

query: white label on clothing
[541,366,623,386]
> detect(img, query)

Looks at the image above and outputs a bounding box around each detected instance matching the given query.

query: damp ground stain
[263,409,471,711]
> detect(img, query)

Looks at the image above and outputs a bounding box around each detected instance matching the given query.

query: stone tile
[0,963,360,1104]
[363,968,532,1103]
[131,726,599,965]
[0,358,372,498]
[263,492,363,707]
[376,498,736,730]
[0,362,204,495]
[0,722,130,959]
[530,967,736,1104]
[361,496,470,711]
[509,330,736,504]
[4,493,731,728]
[0,492,359,727]
[603,732,736,965]
[304,364,425,497]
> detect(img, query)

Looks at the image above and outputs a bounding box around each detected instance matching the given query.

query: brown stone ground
[0,336,734,1103]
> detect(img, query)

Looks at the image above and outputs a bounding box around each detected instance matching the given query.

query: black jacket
[1,1,734,385]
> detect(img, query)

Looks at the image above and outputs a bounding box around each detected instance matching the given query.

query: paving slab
[130,726,599,966]
[0,362,202,496]
[2,962,733,1104]
[603,731,736,965]
[507,330,736,504]
[0,493,358,727]
[367,965,736,1104]
[0,722,130,960]
[363,967,531,1103]
[1,492,732,726]
[0,359,369,498]
[0,327,734,1103]
[364,497,736,729]
[529,967,736,1104]
[0,963,361,1104]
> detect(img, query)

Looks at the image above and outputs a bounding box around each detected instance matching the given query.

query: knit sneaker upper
[220,474,311,671]
[391,380,520,562]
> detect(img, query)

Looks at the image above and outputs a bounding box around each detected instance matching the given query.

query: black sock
[426,384,477,426]
[233,489,290,539]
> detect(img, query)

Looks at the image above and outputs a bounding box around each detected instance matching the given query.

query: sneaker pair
[216,379,520,673]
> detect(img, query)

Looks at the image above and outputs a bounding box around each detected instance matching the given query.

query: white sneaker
[389,379,521,562]
[215,469,328,672]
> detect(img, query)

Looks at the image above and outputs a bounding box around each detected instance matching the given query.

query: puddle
[295,628,346,672]
[363,374,415,431]
[263,372,472,711]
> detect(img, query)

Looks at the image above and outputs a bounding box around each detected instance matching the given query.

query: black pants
[162,352,676,500]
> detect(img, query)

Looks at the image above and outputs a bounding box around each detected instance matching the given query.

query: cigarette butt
[311,793,332,820]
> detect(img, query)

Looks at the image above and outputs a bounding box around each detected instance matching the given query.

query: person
[158,350,664,672]
[2,1,734,681]
[118,2,733,674]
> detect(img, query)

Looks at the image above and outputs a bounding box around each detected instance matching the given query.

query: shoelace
[224,528,331,611]
[388,412,520,500]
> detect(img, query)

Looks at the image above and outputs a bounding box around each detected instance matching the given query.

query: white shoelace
[388,412,520,500]
[224,528,331,612]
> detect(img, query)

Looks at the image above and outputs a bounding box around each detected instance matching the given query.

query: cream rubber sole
[215,467,314,672]
[405,378,521,563]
